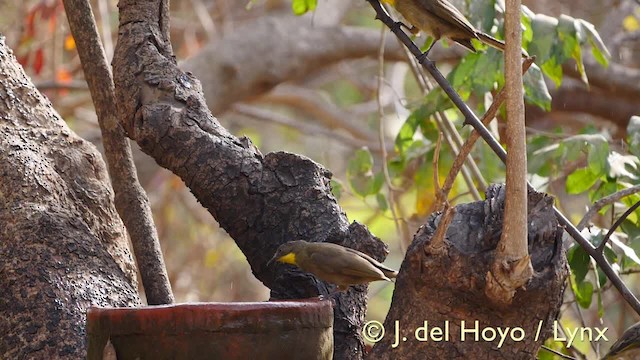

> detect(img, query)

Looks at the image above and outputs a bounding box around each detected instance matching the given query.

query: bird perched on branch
[381,0,528,57]
[268,240,398,291]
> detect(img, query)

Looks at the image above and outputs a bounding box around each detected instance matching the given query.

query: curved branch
[113,1,387,358]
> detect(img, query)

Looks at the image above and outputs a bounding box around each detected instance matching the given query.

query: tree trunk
[112,1,388,358]
[0,38,140,359]
[370,185,566,359]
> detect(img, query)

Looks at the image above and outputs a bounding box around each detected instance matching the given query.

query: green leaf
[468,0,497,34]
[348,148,373,174]
[529,13,559,63]
[371,172,385,194]
[577,19,611,67]
[522,12,534,43]
[591,179,618,205]
[404,139,433,162]
[596,266,608,288]
[394,91,450,155]
[568,245,591,283]
[566,168,600,194]
[291,0,317,15]
[572,278,594,308]
[587,139,609,175]
[347,148,376,197]
[540,57,563,87]
[557,15,586,85]
[376,193,389,212]
[523,63,552,110]
[330,179,343,200]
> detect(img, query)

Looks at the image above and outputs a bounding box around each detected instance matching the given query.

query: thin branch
[433,132,443,196]
[577,184,640,230]
[540,345,576,360]
[436,58,535,211]
[400,43,483,204]
[62,0,174,304]
[376,26,402,240]
[597,200,640,253]
[488,0,533,304]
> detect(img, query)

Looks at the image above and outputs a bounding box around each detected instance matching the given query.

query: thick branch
[180,22,405,114]
[112,0,387,358]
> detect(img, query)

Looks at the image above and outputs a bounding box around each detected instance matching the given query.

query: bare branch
[62,0,173,304]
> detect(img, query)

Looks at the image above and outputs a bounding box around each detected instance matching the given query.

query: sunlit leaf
[572,278,594,308]
[566,168,600,194]
[291,0,317,15]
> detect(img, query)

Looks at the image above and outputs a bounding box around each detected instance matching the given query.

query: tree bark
[62,0,173,305]
[369,185,566,359]
[112,1,387,358]
[0,38,140,358]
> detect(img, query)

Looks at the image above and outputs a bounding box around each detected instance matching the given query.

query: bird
[268,240,398,291]
[381,0,528,57]
[603,322,640,360]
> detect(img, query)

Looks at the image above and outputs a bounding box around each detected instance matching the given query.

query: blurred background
[2,0,639,357]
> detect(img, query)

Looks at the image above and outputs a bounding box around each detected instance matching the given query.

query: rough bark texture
[112,1,386,358]
[370,185,567,359]
[62,0,173,305]
[0,38,141,358]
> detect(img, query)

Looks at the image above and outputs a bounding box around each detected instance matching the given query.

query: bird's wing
[308,249,387,280]
[418,0,477,36]
[343,247,398,278]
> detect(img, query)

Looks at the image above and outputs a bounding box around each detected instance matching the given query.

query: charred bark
[370,185,567,359]
[112,1,386,358]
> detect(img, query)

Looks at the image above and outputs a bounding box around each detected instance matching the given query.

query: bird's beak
[267,255,277,266]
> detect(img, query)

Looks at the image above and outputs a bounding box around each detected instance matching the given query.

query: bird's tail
[476,32,530,58]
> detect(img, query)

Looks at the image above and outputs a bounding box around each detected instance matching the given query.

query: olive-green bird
[381,0,528,57]
[268,240,398,291]
[603,322,640,360]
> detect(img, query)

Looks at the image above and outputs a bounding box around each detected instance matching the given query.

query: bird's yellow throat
[277,252,297,265]
[381,0,396,5]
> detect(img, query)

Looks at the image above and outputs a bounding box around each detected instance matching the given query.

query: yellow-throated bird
[268,240,398,291]
[381,0,528,57]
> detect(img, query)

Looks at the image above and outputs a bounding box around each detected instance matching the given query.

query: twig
[433,132,443,196]
[437,58,535,210]
[539,345,576,360]
[597,200,640,253]
[376,25,402,240]
[427,205,455,254]
[578,184,640,230]
[400,43,483,203]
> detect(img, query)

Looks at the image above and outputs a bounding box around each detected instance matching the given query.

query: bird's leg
[390,21,418,35]
[417,38,438,64]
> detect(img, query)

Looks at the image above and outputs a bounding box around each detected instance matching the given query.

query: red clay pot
[86,300,333,360]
